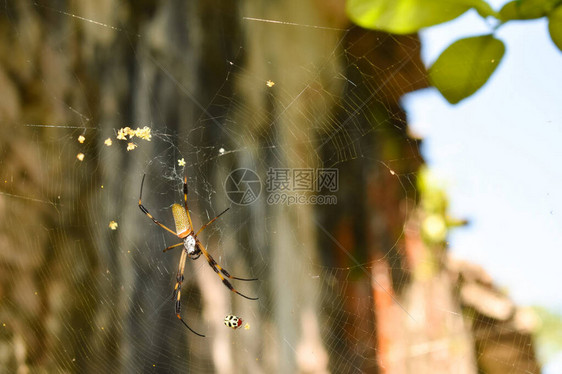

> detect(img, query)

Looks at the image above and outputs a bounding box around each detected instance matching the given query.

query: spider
[138,174,258,337]
[224,314,243,330]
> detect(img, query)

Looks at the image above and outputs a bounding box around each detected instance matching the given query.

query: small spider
[138,174,258,337]
[224,314,243,330]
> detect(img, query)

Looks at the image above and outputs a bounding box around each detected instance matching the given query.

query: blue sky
[403,1,562,311]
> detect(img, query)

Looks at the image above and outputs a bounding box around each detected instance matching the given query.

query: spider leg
[139,174,179,237]
[171,250,187,301]
[195,208,255,281]
[172,249,205,337]
[163,242,183,253]
[196,240,258,300]
[182,176,195,232]
[195,207,231,236]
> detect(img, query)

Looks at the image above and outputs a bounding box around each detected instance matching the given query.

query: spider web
[0,1,551,373]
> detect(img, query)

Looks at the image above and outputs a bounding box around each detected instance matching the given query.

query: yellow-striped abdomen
[172,204,191,238]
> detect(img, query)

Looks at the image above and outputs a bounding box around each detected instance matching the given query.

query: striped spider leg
[138,174,257,337]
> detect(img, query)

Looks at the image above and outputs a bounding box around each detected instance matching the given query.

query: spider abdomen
[172,203,191,237]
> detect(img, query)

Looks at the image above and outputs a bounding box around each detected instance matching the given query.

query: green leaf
[470,0,498,18]
[499,0,559,21]
[549,5,562,51]
[429,35,505,104]
[346,0,495,34]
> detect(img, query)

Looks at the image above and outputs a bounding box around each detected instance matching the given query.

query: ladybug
[224,315,243,329]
